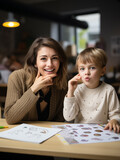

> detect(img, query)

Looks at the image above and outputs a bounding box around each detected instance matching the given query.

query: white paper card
[52,123,120,144]
[0,123,62,143]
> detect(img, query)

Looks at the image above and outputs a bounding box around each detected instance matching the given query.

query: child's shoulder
[102,81,115,91]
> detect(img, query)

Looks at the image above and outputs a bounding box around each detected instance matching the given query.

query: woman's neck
[42,87,50,96]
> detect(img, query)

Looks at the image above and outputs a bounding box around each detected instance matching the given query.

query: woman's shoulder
[10,69,26,77]
[8,68,27,81]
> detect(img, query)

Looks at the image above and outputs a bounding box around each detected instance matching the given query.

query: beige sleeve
[4,72,38,124]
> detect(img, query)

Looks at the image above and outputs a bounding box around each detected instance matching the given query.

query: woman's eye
[52,56,59,60]
[41,58,46,61]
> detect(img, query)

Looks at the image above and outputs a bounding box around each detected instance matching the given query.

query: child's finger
[104,124,109,130]
[109,124,113,131]
[116,125,120,133]
[77,73,81,78]
[113,124,117,133]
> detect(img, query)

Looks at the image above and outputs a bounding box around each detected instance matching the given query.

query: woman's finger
[36,71,41,78]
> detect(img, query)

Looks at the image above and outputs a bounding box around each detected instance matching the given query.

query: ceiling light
[2,12,20,28]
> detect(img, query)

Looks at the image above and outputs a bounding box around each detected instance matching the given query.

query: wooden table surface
[0,118,120,160]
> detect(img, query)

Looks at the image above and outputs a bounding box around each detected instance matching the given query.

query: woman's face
[36,47,60,76]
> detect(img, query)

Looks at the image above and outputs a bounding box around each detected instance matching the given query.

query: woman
[4,37,67,124]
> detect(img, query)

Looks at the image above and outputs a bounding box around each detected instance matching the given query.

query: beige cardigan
[4,69,66,124]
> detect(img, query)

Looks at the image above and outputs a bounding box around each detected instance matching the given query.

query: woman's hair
[76,47,107,68]
[24,37,67,89]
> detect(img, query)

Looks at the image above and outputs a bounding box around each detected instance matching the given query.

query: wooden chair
[0,83,7,118]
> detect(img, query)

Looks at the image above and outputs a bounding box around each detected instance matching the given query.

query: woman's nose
[47,59,52,66]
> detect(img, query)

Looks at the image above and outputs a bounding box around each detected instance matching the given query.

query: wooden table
[0,118,120,160]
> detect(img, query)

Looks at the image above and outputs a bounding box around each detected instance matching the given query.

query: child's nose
[85,68,90,74]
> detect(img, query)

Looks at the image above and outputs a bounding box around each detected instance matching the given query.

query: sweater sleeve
[4,71,39,124]
[63,95,79,122]
[108,88,120,123]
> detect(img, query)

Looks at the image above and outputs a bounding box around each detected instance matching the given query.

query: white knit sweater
[63,82,120,124]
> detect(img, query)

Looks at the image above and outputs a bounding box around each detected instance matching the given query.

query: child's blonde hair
[76,47,107,68]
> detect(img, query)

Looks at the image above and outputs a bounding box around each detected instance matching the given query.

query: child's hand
[67,74,81,97]
[104,119,120,133]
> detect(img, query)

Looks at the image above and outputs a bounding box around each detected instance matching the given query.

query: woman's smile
[44,68,55,74]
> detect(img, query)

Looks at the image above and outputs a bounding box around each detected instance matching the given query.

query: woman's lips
[44,68,55,74]
[44,68,54,71]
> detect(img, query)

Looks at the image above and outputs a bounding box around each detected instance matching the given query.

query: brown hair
[24,37,67,89]
[76,47,107,68]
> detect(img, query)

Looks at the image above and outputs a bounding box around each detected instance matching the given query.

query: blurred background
[0,0,120,100]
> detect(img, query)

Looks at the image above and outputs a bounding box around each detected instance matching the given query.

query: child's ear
[101,66,106,76]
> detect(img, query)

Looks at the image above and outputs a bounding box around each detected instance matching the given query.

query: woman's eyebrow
[52,55,59,57]
[39,53,58,57]
[39,55,47,57]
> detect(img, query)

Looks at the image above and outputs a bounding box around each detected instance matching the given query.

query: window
[76,13,100,53]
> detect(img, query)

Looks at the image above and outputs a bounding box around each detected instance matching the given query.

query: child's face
[78,62,106,89]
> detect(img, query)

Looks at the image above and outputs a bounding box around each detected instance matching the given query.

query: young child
[63,47,120,133]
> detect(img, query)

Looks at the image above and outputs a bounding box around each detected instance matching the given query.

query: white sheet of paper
[52,124,120,144]
[0,123,62,143]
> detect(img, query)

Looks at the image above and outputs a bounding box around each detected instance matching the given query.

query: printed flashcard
[0,123,62,143]
[52,124,120,144]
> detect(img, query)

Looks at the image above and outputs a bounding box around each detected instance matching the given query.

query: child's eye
[80,68,84,71]
[90,67,95,70]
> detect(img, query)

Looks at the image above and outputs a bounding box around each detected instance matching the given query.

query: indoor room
[0,0,120,160]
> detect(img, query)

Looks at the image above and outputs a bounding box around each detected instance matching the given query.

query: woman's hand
[104,119,120,133]
[67,74,81,97]
[31,71,57,94]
